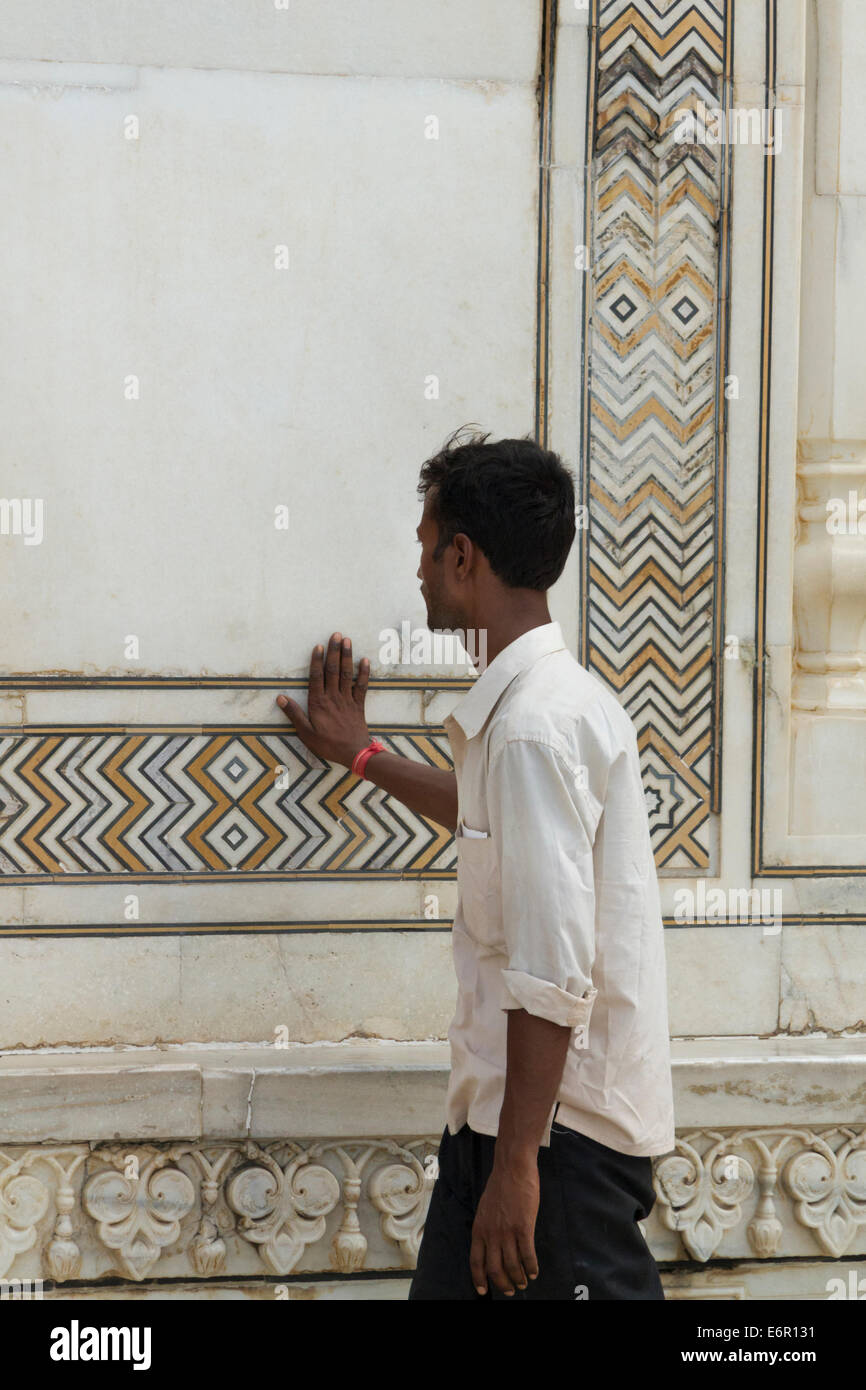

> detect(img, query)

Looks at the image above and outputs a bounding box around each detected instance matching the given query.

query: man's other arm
[472,734,600,1295]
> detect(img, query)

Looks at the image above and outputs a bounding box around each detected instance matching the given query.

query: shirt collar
[444,620,567,741]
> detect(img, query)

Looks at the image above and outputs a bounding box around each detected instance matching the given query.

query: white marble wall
[764,0,866,861]
[0,5,540,677]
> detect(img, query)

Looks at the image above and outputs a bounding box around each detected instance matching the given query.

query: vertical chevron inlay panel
[583,0,730,870]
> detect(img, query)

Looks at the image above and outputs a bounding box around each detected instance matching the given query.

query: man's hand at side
[470,1007,572,1296]
[470,1145,540,1296]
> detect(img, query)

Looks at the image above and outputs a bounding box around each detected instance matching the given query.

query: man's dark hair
[417,426,576,591]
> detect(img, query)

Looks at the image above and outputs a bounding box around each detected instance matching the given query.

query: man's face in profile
[417,492,464,634]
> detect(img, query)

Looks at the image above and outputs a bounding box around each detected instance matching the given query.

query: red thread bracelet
[351,740,386,779]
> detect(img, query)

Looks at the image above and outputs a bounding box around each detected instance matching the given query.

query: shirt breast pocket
[455,821,503,950]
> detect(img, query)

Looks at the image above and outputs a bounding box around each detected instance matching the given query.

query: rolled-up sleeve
[486,736,599,1033]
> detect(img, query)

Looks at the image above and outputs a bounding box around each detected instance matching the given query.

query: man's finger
[501,1233,527,1291]
[308,643,325,700]
[323,632,342,693]
[276,695,314,740]
[517,1227,539,1283]
[469,1232,487,1297]
[353,655,370,708]
[339,636,354,695]
[485,1245,514,1297]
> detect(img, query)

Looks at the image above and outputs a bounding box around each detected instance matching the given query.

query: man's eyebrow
[415,525,421,538]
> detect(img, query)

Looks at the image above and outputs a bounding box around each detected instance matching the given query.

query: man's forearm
[496,1008,572,1163]
[362,752,458,833]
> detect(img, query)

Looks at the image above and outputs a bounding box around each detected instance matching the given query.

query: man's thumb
[277,695,313,736]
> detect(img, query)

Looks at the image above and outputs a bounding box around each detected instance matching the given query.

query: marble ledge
[1,1036,865,1145]
[43,1263,866,1301]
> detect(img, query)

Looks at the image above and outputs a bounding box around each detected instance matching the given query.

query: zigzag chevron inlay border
[0,727,455,882]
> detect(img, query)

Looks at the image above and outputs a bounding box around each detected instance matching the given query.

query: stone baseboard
[1,1038,864,1296]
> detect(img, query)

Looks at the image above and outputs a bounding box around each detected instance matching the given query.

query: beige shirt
[442,620,676,1157]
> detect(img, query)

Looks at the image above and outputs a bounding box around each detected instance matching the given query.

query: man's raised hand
[277,632,372,769]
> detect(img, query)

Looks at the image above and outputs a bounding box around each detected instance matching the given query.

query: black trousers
[408,1118,664,1300]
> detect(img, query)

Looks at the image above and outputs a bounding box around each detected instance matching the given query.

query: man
[277,428,676,1300]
